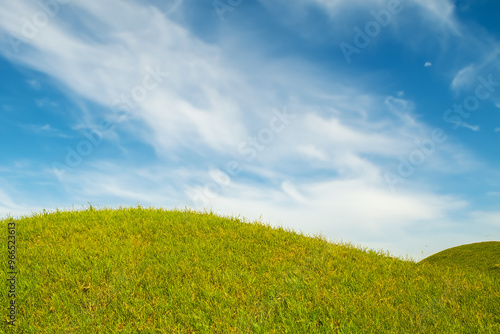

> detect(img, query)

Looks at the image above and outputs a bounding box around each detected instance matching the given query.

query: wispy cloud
[414,0,460,34]
[27,79,41,90]
[451,64,476,92]
[450,48,500,94]
[0,0,253,157]
[35,98,59,109]
[20,123,70,138]
[296,145,328,161]
[258,0,461,38]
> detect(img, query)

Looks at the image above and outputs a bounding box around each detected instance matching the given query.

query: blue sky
[0,0,499,259]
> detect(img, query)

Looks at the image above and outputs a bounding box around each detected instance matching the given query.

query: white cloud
[21,123,70,138]
[0,0,251,156]
[0,0,435,170]
[495,128,500,132]
[450,49,500,94]
[0,185,43,219]
[414,0,460,34]
[424,62,432,67]
[451,64,476,92]
[297,145,327,160]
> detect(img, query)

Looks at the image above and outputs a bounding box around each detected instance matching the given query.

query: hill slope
[1,207,499,333]
[420,241,500,277]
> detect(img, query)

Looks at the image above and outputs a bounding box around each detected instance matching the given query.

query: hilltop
[1,207,499,333]
[421,241,500,277]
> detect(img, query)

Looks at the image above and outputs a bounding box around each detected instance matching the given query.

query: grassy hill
[420,241,500,278]
[1,207,499,333]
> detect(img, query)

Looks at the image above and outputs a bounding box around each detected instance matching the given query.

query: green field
[2,207,499,333]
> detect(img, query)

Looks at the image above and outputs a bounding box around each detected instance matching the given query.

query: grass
[420,241,500,278]
[1,206,499,333]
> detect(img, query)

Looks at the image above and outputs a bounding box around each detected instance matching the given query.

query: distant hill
[1,207,499,333]
[420,241,500,277]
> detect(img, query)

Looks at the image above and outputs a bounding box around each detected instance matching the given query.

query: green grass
[1,206,499,333]
[420,241,500,278]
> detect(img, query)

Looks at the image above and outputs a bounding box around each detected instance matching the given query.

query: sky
[0,0,499,260]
